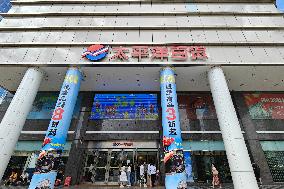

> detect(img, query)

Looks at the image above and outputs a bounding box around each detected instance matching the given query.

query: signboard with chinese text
[90,94,159,120]
[244,93,284,119]
[82,45,208,63]
[160,67,187,189]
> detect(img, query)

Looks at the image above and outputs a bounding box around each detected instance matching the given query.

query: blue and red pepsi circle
[82,44,109,61]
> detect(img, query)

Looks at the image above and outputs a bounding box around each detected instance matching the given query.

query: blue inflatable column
[28,67,82,189]
[160,67,187,189]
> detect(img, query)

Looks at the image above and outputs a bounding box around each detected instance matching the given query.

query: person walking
[147,163,152,187]
[150,163,157,187]
[140,162,147,188]
[120,166,128,188]
[126,163,132,187]
[211,164,222,188]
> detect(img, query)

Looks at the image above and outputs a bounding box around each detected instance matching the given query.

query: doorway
[82,148,159,185]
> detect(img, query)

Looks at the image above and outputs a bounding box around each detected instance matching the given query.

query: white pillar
[0,68,44,180]
[208,67,258,189]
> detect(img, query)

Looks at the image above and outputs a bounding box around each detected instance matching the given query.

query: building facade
[0,0,284,187]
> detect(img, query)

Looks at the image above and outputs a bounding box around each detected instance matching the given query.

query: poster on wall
[244,93,284,119]
[29,172,57,189]
[27,93,81,119]
[90,94,159,120]
[178,95,217,120]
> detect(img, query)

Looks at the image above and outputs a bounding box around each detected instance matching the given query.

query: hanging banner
[28,67,82,189]
[160,67,188,189]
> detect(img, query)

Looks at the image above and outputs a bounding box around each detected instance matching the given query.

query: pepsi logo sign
[82,44,109,61]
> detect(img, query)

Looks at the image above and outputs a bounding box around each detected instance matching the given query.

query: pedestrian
[150,163,157,187]
[155,170,160,186]
[20,171,29,185]
[120,166,128,188]
[147,163,152,187]
[4,170,18,186]
[140,162,147,188]
[126,163,132,187]
[252,163,262,186]
[212,164,222,188]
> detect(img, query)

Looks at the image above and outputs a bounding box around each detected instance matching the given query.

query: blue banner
[90,93,158,120]
[160,67,188,189]
[29,67,82,189]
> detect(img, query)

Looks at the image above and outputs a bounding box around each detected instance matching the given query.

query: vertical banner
[28,67,82,189]
[160,67,187,189]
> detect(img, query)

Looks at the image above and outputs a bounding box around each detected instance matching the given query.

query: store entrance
[83,148,159,185]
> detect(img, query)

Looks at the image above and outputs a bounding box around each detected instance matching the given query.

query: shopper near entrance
[139,162,147,188]
[212,164,222,188]
[4,170,18,186]
[147,163,152,187]
[126,163,132,187]
[150,163,157,187]
[120,166,128,188]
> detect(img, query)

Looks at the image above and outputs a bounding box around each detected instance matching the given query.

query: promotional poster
[244,93,284,119]
[160,67,188,189]
[28,172,57,189]
[28,68,82,189]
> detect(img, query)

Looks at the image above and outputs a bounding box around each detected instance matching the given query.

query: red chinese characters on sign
[110,46,129,61]
[109,46,208,61]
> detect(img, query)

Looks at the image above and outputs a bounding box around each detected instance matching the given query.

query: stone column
[208,66,258,189]
[0,68,44,180]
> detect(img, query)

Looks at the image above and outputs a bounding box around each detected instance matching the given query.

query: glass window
[178,94,219,131]
[90,94,158,120]
[261,141,284,182]
[27,92,81,120]
[178,94,217,120]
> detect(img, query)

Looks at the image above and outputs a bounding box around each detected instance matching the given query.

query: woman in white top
[120,166,127,188]
[126,164,132,186]
[139,162,147,187]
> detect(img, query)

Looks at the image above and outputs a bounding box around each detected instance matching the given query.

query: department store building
[0,0,284,187]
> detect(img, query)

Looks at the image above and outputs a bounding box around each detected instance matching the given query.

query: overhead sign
[82,45,208,62]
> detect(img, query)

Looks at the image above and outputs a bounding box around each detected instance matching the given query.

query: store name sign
[112,142,134,147]
[82,44,208,62]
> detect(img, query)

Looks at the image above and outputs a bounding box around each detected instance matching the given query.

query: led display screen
[90,94,159,120]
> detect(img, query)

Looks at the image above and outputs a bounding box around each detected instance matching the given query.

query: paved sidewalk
[0,184,284,189]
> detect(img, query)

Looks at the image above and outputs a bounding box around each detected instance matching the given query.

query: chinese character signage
[90,94,158,120]
[29,68,82,189]
[160,67,187,189]
[244,93,284,119]
[27,92,81,119]
[82,44,208,63]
